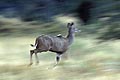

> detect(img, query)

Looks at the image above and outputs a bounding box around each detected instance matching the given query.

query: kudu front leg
[56,54,60,64]
[53,53,62,67]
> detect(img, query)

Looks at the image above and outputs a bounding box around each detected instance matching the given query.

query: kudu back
[29,22,80,66]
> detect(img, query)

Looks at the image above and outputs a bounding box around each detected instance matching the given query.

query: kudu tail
[30,38,38,47]
[30,44,35,47]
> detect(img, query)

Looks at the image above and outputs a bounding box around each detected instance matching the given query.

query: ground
[0,16,120,80]
[0,36,119,80]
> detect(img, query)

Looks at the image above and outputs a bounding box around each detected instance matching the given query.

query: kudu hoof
[28,63,33,67]
[35,61,39,65]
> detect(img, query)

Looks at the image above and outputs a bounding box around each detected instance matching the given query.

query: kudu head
[67,22,81,33]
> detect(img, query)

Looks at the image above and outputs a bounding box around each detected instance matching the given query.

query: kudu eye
[73,27,76,30]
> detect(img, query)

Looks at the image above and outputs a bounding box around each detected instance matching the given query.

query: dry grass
[0,16,120,80]
[0,37,120,80]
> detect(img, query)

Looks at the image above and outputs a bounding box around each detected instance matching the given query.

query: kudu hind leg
[29,49,39,66]
[29,50,34,66]
[35,52,39,65]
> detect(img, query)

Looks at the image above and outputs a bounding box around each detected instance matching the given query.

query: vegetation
[0,0,120,80]
[0,17,120,80]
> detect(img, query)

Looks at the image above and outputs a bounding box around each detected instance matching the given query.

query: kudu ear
[70,22,74,26]
[67,23,71,28]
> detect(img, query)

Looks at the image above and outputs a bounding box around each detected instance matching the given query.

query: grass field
[0,16,120,80]
[0,36,120,80]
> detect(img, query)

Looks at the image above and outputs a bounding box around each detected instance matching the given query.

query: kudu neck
[67,29,75,45]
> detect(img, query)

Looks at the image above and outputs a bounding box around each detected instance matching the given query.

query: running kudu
[29,22,80,66]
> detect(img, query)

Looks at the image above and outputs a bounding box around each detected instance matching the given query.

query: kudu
[29,22,80,66]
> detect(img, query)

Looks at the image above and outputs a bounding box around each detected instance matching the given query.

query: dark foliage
[97,23,120,42]
[76,1,94,25]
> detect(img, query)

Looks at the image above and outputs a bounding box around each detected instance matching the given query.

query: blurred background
[0,0,120,80]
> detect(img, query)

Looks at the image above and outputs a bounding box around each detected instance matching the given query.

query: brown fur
[29,22,80,66]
